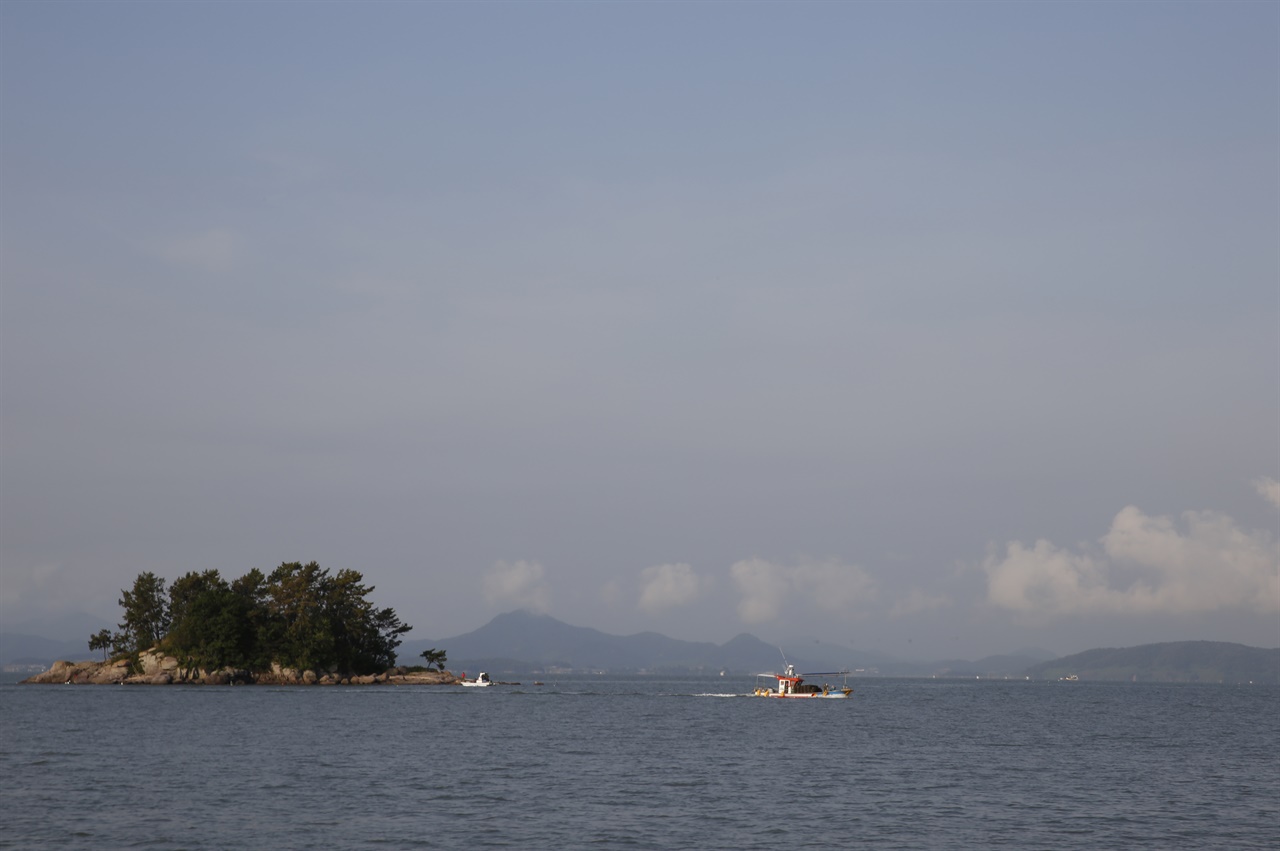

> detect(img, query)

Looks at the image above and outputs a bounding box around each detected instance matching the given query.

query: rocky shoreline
[22,651,459,686]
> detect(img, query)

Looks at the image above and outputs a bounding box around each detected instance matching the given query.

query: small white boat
[754,663,852,699]
[460,672,492,687]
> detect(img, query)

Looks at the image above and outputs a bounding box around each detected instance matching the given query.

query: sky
[1,1,1276,661]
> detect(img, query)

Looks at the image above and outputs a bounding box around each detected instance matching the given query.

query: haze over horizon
[2,2,1277,662]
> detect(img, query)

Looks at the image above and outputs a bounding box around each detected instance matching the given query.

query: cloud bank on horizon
[1,2,1275,658]
[494,478,1279,621]
[983,484,1279,619]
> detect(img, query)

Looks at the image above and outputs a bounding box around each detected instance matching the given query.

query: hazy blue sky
[2,1,1276,660]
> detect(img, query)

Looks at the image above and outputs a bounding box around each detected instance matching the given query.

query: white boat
[753,663,852,699]
[460,672,492,687]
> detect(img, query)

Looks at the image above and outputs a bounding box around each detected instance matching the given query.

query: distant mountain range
[399,610,788,674]
[7,609,1275,684]
[397,610,1052,678]
[400,612,1277,683]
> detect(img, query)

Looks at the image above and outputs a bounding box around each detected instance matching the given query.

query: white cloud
[730,556,877,625]
[482,560,550,612]
[1254,476,1280,510]
[637,563,708,613]
[983,539,1112,615]
[983,497,1280,618]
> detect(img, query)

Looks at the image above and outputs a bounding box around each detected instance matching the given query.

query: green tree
[420,648,447,671]
[88,629,114,662]
[107,562,412,677]
[263,561,411,674]
[117,572,170,652]
[324,568,411,672]
[231,568,272,670]
[165,569,257,672]
[365,603,411,670]
[264,561,332,671]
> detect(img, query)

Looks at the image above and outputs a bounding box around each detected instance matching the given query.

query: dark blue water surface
[1,676,1276,849]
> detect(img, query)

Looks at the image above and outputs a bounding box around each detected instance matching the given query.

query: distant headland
[1021,641,1278,684]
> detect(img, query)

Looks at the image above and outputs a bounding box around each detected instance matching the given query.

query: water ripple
[1,679,1277,849]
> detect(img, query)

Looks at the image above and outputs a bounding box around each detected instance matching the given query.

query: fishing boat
[460,672,492,687]
[753,664,852,699]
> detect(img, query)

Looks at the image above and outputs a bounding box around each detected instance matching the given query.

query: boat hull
[754,688,852,699]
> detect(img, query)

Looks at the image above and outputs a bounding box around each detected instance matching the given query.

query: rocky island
[26,562,455,687]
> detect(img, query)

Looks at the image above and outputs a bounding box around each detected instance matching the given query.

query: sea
[1,674,1276,849]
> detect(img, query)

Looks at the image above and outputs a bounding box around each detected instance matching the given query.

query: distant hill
[398,610,875,674]
[1023,641,1279,684]
[397,610,1046,676]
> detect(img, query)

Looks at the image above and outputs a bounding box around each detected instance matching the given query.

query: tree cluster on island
[92,562,429,677]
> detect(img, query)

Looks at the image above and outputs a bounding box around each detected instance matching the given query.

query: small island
[24,562,457,686]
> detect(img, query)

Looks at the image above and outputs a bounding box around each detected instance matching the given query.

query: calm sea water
[1,675,1276,849]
